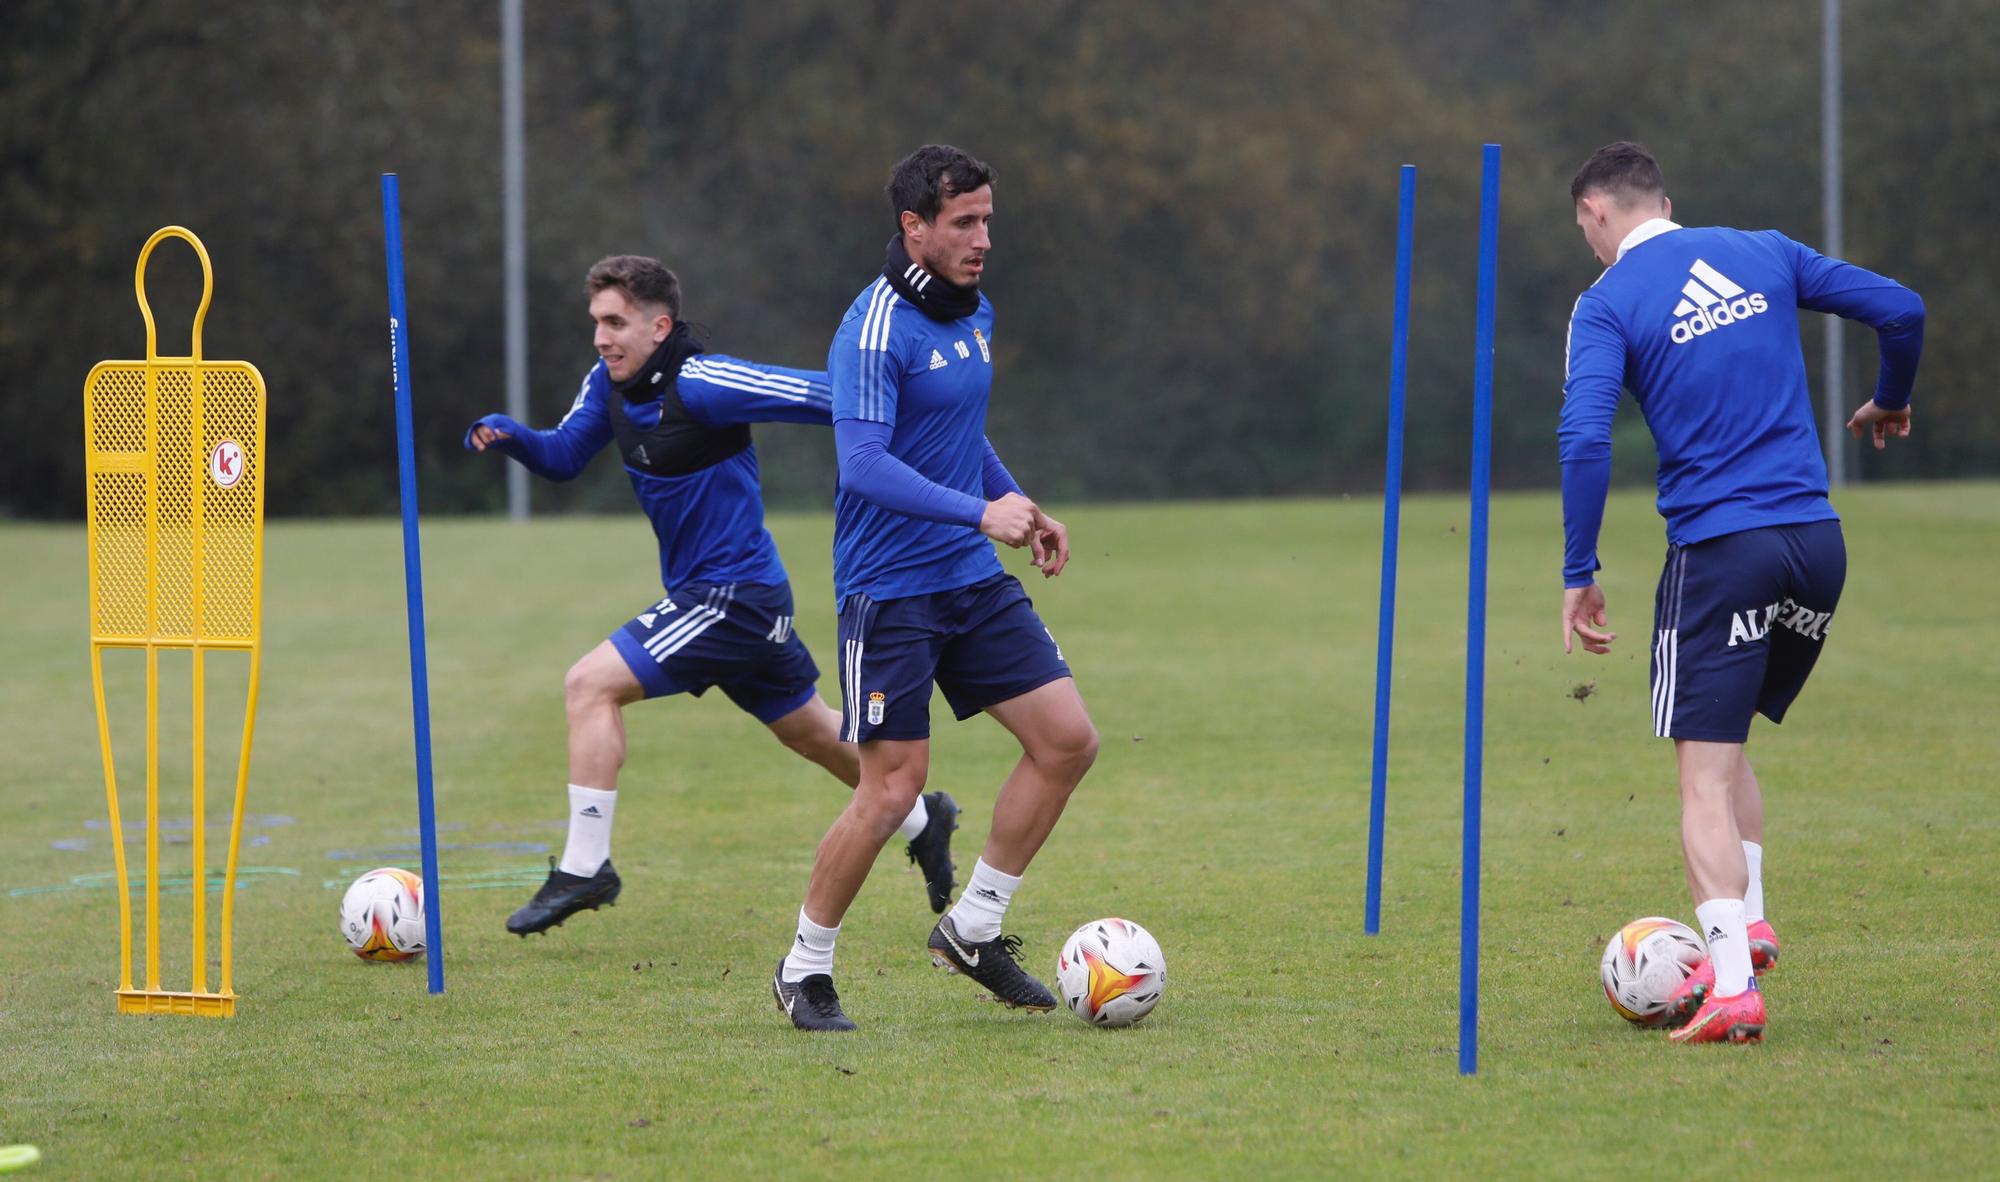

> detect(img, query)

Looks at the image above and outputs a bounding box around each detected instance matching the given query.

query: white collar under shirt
[1616,217,1683,261]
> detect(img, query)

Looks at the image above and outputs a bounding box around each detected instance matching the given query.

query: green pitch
[3,488,1996,1178]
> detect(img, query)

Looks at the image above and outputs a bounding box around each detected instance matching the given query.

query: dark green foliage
[3,1,1989,518]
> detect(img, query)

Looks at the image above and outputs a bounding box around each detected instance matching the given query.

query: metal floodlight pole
[1822,0,1847,486]
[1461,143,1501,1076]
[1364,165,1416,936]
[502,0,530,519]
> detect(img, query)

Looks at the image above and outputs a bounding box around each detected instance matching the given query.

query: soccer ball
[1599,916,1704,1026]
[339,867,427,962]
[1056,917,1166,1027]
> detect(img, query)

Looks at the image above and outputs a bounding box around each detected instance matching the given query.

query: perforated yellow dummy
[84,227,266,1016]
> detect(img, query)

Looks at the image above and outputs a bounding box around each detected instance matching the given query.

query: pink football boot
[1665,919,1779,1024]
[1668,978,1766,1044]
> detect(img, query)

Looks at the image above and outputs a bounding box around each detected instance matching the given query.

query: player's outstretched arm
[462,367,613,480]
[1846,399,1913,451]
[678,356,834,427]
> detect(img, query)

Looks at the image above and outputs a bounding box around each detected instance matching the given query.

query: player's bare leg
[1732,748,1764,844]
[979,677,1099,874]
[777,739,928,1030]
[565,640,645,788]
[1666,739,1764,1040]
[799,739,929,926]
[765,696,859,786]
[1677,740,1748,904]
[927,678,1098,1011]
[1731,750,1778,970]
[507,642,639,935]
[766,700,958,912]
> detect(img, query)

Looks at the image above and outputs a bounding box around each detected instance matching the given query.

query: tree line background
[5,0,1994,519]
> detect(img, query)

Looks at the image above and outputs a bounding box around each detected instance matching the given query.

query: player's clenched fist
[468,423,512,451]
[979,491,1038,548]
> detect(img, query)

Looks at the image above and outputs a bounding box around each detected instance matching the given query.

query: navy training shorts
[836,572,1072,743]
[608,581,820,724]
[1649,520,1846,743]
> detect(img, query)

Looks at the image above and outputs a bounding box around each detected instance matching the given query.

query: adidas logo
[1669,259,1769,344]
[928,348,949,371]
[579,806,603,818]
[974,887,1002,902]
[1708,925,1728,942]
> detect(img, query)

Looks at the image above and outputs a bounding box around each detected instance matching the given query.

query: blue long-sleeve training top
[1558,221,1924,586]
[467,353,831,591]
[827,278,1025,603]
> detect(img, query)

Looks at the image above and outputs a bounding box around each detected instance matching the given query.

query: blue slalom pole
[1460,143,1501,1074]
[382,173,446,995]
[1365,165,1416,936]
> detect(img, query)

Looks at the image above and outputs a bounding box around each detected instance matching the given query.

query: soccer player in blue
[772,146,1099,1031]
[465,255,959,937]
[1559,143,1923,1044]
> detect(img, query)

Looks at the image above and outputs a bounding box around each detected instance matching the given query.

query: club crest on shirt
[867,691,886,725]
[973,328,990,363]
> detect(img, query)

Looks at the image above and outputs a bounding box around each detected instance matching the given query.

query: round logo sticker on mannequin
[209,439,246,489]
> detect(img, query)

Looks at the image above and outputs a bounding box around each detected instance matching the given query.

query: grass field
[3,486,1997,1179]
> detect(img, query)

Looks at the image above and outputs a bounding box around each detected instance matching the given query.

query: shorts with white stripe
[1649,520,1846,743]
[838,573,1071,743]
[607,581,820,724]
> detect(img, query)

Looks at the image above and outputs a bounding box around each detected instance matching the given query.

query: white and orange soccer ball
[339,867,427,962]
[1056,917,1167,1027]
[1600,915,1705,1026]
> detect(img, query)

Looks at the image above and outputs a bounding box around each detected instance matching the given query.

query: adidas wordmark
[1669,259,1768,345]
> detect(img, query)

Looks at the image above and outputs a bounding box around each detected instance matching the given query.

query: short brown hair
[1570,141,1665,206]
[887,144,997,232]
[585,255,681,317]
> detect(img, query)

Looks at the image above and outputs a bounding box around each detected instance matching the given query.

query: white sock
[946,858,1021,943]
[895,794,930,842]
[558,784,616,877]
[1695,897,1753,998]
[1742,841,1765,925]
[782,909,839,982]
